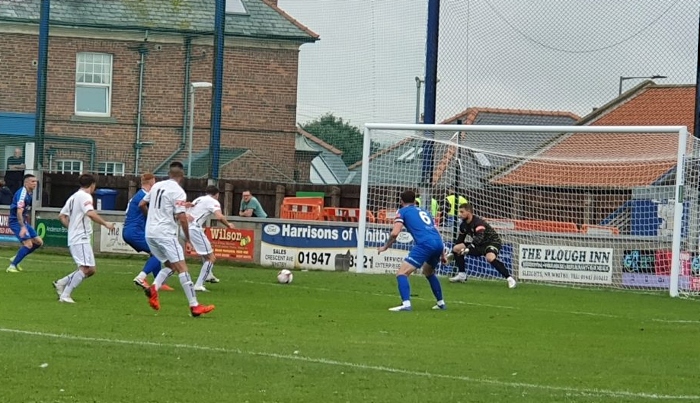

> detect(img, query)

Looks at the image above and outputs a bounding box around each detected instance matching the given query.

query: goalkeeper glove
[463,243,474,255]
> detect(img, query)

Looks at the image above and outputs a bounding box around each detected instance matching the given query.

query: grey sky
[278,0,699,128]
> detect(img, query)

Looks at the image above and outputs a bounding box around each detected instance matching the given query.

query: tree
[301,113,380,166]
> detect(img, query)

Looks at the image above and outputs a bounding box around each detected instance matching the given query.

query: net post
[357,126,373,274]
[669,126,689,298]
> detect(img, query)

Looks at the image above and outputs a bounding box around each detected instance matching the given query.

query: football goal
[356,123,699,298]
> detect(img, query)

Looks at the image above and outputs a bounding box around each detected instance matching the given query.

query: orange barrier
[282,197,324,207]
[377,209,398,224]
[280,197,324,221]
[580,224,620,235]
[483,218,517,231]
[515,220,579,233]
[323,207,376,223]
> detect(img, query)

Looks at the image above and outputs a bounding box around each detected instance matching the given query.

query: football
[277,269,293,284]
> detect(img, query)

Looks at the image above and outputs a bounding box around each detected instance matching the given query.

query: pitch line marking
[240,280,700,324]
[0,327,697,401]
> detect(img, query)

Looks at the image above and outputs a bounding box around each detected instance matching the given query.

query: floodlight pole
[209,0,225,185]
[34,0,50,173]
[421,0,440,211]
[188,82,212,178]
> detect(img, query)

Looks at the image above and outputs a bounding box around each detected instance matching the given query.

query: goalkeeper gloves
[461,243,474,255]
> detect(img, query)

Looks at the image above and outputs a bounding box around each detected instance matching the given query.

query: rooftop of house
[155,147,248,178]
[0,0,318,43]
[491,83,696,188]
[296,127,351,185]
[347,107,580,187]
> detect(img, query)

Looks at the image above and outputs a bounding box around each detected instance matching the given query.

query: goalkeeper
[448,203,517,289]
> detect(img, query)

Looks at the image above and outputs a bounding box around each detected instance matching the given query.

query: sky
[278,0,699,129]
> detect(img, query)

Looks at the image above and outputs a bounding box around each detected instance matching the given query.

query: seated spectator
[239,190,267,218]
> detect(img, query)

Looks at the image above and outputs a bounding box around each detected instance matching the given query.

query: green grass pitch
[1,248,699,403]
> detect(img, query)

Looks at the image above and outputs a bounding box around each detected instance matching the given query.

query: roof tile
[0,0,317,42]
[491,85,696,187]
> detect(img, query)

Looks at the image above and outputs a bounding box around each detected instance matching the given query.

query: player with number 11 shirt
[139,166,214,317]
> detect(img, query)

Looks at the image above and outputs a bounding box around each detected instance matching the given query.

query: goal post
[357,123,695,298]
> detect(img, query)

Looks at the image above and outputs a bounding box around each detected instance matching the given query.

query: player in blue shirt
[123,173,173,291]
[378,190,446,311]
[6,174,43,273]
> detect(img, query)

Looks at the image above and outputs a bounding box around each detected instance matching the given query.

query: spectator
[0,179,12,205]
[5,147,26,194]
[239,190,267,218]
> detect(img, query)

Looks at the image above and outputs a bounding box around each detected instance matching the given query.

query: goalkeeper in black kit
[447,203,517,288]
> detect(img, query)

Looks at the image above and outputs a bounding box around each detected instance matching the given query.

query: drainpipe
[153,36,194,174]
[134,42,149,175]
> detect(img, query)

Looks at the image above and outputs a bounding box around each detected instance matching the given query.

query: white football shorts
[69,243,96,267]
[146,237,185,263]
[188,226,213,256]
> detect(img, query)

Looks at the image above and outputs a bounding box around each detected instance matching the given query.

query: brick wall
[0,32,300,178]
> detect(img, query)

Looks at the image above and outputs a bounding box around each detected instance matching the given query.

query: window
[311,157,339,184]
[75,52,113,116]
[225,0,247,14]
[396,147,424,162]
[99,162,125,176]
[473,152,492,168]
[55,160,83,174]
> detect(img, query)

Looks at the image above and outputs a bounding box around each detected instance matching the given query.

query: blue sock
[426,274,443,301]
[143,256,161,277]
[12,245,37,266]
[397,275,411,302]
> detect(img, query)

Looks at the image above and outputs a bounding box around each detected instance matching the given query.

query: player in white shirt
[186,185,235,292]
[53,174,115,303]
[138,166,215,317]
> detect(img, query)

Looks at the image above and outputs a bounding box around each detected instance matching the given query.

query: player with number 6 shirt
[378,190,447,311]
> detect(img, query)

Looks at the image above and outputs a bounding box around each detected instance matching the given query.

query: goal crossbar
[357,123,690,298]
[364,123,687,133]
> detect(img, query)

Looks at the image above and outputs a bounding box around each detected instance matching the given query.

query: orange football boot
[190,304,215,317]
[144,284,160,311]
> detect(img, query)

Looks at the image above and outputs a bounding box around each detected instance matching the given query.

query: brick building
[0,0,318,181]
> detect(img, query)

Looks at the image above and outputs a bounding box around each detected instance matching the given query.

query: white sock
[61,270,86,298]
[437,299,445,306]
[402,300,412,308]
[57,273,72,286]
[195,261,213,288]
[179,272,198,307]
[154,268,173,290]
[136,271,147,281]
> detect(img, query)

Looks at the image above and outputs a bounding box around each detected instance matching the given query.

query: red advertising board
[185,227,255,261]
[0,213,16,241]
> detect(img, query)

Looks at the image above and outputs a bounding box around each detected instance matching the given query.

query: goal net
[356,123,699,298]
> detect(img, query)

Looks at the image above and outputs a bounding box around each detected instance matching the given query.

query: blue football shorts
[10,222,37,242]
[404,240,444,269]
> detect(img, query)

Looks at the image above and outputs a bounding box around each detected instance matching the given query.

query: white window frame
[55,159,83,174]
[99,161,125,176]
[225,0,248,14]
[75,52,113,117]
